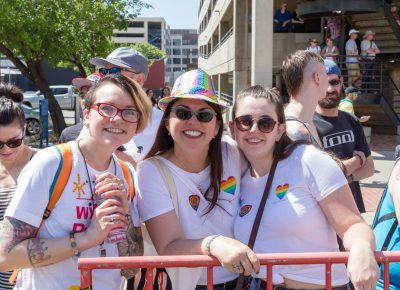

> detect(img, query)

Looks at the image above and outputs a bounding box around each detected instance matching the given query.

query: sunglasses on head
[0,137,24,149]
[235,115,278,133]
[328,79,341,86]
[99,67,139,76]
[91,103,140,123]
[171,105,216,123]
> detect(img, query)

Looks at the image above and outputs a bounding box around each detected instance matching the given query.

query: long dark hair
[0,83,25,128]
[146,99,224,213]
[232,85,307,161]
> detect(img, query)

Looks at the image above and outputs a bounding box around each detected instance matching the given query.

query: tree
[0,0,150,135]
[131,43,166,60]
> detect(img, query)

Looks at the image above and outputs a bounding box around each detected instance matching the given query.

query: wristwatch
[348,174,354,183]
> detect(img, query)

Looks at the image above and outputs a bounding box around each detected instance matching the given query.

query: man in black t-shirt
[313,60,374,213]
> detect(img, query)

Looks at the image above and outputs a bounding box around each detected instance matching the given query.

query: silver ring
[111,216,115,223]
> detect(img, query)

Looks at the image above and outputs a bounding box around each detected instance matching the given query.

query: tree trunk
[0,45,67,136]
[27,60,67,135]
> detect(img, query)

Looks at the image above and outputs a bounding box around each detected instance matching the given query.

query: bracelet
[353,152,364,166]
[69,231,81,258]
[204,234,221,256]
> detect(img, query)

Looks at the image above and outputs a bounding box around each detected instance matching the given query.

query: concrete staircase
[350,12,400,55]
[354,103,397,135]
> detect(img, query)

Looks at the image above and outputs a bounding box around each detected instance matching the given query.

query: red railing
[78,251,400,290]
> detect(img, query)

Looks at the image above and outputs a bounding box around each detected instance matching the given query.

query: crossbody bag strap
[248,158,278,248]
[235,158,279,290]
[150,157,179,217]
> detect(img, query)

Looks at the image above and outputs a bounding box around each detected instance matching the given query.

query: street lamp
[7,67,11,83]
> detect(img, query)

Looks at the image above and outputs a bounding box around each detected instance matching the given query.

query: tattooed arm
[0,216,99,271]
[117,214,144,279]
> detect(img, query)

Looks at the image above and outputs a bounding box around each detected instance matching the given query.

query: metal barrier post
[325,263,332,290]
[383,261,389,290]
[144,267,153,290]
[80,268,92,290]
[206,267,214,290]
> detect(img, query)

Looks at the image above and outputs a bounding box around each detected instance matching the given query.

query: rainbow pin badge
[189,195,200,211]
[221,176,237,195]
[239,205,252,217]
[275,183,289,200]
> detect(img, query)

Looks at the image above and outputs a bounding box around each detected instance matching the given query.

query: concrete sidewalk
[360,149,396,225]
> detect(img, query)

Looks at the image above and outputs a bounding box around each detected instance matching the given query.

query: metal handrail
[217,91,233,105]
[79,251,400,290]
[200,27,234,60]
[220,27,234,45]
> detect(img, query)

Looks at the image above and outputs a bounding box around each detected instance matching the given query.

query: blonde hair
[84,75,152,134]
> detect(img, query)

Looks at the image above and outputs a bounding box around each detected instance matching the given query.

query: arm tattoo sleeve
[0,217,38,254]
[27,238,51,267]
[117,214,144,279]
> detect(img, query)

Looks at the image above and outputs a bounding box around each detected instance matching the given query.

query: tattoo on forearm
[27,238,51,267]
[0,217,37,253]
[117,214,144,279]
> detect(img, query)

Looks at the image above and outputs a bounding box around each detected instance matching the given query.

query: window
[173,68,182,72]
[173,39,181,46]
[52,88,68,94]
[114,33,144,38]
[167,58,172,64]
[182,58,190,64]
[173,58,181,64]
[172,49,181,55]
[128,21,144,28]
[192,58,198,64]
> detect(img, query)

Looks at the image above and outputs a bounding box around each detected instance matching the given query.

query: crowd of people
[0,42,398,290]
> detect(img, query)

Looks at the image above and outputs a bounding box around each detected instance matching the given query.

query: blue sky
[140,0,198,29]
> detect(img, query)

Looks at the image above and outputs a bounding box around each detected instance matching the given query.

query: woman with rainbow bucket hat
[136,69,259,289]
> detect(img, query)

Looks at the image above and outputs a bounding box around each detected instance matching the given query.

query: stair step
[358,26,394,34]
[351,13,385,21]
[371,126,397,134]
[375,39,400,47]
[380,47,400,54]
[374,33,398,41]
[354,19,390,28]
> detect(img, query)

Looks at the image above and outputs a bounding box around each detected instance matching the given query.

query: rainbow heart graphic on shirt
[189,195,200,211]
[221,176,237,195]
[239,205,252,217]
[275,183,289,200]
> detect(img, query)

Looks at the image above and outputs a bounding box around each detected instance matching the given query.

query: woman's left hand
[347,241,380,290]
[95,172,130,214]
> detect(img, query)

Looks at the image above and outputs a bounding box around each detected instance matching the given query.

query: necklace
[76,140,116,257]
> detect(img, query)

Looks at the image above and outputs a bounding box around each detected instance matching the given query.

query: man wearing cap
[340,87,371,123]
[346,29,361,87]
[90,47,163,161]
[361,30,380,91]
[313,59,374,214]
[59,72,101,143]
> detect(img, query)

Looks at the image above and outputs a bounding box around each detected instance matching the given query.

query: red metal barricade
[78,251,400,290]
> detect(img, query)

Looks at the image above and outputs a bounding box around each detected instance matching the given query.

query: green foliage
[131,42,166,60]
[0,0,151,74]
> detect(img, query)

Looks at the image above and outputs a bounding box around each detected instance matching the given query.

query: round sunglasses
[0,137,24,149]
[171,106,216,123]
[91,103,140,123]
[235,115,278,133]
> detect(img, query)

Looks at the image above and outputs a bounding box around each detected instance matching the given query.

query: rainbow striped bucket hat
[158,69,229,112]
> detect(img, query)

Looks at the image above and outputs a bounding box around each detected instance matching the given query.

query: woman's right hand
[208,236,260,276]
[85,198,126,246]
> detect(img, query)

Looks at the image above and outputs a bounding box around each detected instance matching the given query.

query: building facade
[166,29,199,85]
[198,0,322,98]
[113,17,171,52]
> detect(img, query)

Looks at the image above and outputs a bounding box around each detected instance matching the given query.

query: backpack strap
[43,143,73,221]
[10,143,73,286]
[118,159,135,201]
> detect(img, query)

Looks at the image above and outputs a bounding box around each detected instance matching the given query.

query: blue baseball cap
[324,59,341,76]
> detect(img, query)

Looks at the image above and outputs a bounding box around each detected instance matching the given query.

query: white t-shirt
[346,39,359,63]
[306,46,321,54]
[234,145,349,286]
[361,40,378,59]
[127,107,163,161]
[5,141,137,290]
[137,136,241,286]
